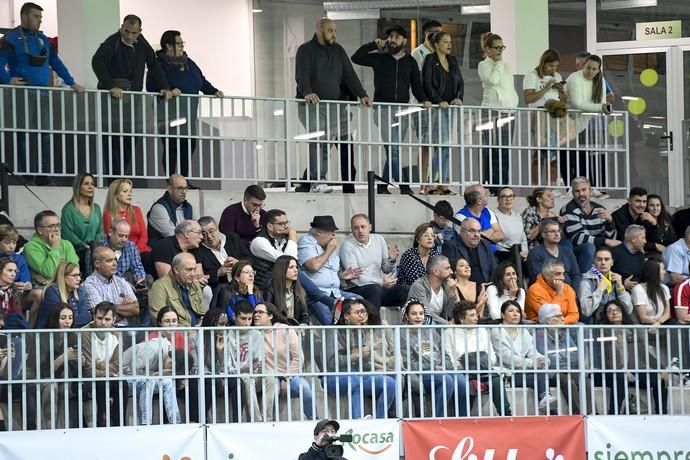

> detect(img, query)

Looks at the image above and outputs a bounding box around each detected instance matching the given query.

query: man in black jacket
[351,25,431,195]
[92,14,172,178]
[295,18,371,194]
[299,419,347,460]
[196,216,250,289]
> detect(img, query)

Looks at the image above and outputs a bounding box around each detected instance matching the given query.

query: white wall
[9,0,59,36]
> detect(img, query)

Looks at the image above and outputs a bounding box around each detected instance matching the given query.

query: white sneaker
[310,183,333,193]
[591,188,609,199]
[538,393,558,413]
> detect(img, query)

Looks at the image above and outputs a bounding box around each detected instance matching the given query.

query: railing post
[94,90,104,188]
[0,163,8,214]
[577,324,587,415]
[393,325,403,419]
[367,170,376,232]
[196,328,206,425]
[284,99,291,192]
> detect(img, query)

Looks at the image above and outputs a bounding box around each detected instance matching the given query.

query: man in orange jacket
[525,259,579,324]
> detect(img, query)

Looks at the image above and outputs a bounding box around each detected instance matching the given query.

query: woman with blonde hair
[102,178,150,254]
[35,261,90,328]
[61,173,103,267]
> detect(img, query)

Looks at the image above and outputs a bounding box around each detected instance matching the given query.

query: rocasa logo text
[342,427,395,455]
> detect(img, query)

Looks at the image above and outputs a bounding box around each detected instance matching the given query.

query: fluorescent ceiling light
[496,116,515,128]
[170,118,187,127]
[390,122,400,128]
[600,0,656,10]
[273,109,284,117]
[621,96,640,101]
[394,107,424,117]
[252,8,263,13]
[294,130,325,140]
[255,144,263,150]
[461,5,490,14]
[327,9,380,20]
[643,123,663,129]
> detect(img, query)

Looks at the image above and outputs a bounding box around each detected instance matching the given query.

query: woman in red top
[103,179,151,254]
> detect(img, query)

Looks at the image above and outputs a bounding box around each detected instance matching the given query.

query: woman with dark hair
[253,302,316,421]
[146,30,223,177]
[0,258,23,321]
[322,299,396,419]
[478,32,519,191]
[37,303,79,428]
[521,188,557,247]
[490,300,557,413]
[264,255,309,325]
[36,261,90,329]
[211,259,262,324]
[646,194,676,251]
[523,49,568,187]
[632,258,671,325]
[564,54,610,186]
[594,299,667,414]
[398,223,440,286]
[421,30,463,195]
[486,261,525,320]
[61,172,103,270]
[453,257,487,319]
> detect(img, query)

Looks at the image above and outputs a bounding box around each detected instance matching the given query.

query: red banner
[402,416,585,460]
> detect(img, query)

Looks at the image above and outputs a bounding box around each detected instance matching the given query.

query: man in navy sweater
[351,25,431,194]
[0,2,84,185]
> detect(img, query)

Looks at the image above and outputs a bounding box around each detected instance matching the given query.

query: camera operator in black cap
[351,24,431,195]
[298,419,348,460]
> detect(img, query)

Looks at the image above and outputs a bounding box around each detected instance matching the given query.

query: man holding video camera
[299,419,349,460]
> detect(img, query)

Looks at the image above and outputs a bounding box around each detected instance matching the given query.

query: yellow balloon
[628,97,646,115]
[640,69,658,87]
[608,119,625,138]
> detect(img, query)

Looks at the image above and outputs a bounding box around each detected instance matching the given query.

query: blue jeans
[564,240,595,274]
[133,378,181,425]
[430,108,451,183]
[420,374,455,417]
[299,271,334,325]
[278,377,316,420]
[325,374,396,419]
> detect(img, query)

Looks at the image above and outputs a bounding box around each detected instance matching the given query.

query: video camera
[322,434,353,459]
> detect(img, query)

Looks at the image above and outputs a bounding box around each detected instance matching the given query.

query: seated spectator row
[0,297,687,431]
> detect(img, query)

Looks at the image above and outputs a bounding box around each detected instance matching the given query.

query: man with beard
[351,25,430,194]
[80,301,129,427]
[294,18,371,194]
[612,187,661,253]
[560,176,617,273]
[406,255,458,324]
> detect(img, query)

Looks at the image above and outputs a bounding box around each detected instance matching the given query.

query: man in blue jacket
[351,25,431,194]
[0,2,84,185]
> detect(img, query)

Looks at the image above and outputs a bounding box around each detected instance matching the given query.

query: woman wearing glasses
[147,30,224,178]
[35,261,90,329]
[478,32,519,192]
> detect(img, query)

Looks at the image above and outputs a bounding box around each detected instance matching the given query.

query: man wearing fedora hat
[352,25,431,195]
[298,216,362,324]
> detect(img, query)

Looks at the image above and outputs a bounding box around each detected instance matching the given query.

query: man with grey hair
[454,184,504,250]
[88,218,147,286]
[82,246,140,327]
[197,215,250,289]
[151,219,204,279]
[611,224,646,283]
[407,255,458,324]
[149,252,205,327]
[560,176,617,273]
[442,218,496,284]
[663,226,690,286]
[526,259,579,324]
[340,213,407,309]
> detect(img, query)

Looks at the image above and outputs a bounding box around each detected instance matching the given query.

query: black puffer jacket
[421,53,464,104]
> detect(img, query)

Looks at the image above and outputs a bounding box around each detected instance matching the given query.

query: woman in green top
[60,173,103,270]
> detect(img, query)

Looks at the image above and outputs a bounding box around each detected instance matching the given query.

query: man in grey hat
[351,24,431,194]
[297,216,362,324]
[299,419,347,460]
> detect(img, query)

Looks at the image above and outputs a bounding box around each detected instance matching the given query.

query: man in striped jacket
[560,176,617,274]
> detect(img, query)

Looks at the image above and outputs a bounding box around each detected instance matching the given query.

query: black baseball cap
[314,419,340,435]
[385,25,408,39]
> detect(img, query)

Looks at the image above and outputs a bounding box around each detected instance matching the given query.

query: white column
[489,0,549,75]
[56,0,120,88]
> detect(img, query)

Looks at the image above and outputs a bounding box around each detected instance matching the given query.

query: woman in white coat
[478,32,519,192]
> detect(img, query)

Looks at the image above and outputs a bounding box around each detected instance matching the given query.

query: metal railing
[0,85,630,192]
[0,323,688,431]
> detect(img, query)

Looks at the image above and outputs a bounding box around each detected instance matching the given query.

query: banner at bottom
[207,419,400,460]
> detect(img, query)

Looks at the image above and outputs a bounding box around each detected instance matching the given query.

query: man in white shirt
[340,214,407,309]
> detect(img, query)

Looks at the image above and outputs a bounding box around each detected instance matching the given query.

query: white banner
[0,424,205,460]
[587,416,690,459]
[207,419,401,460]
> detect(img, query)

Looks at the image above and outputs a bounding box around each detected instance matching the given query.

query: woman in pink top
[253,302,317,421]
